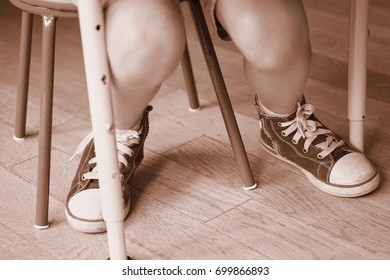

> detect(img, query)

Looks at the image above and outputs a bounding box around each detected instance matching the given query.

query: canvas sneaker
[255,96,379,197]
[65,105,152,233]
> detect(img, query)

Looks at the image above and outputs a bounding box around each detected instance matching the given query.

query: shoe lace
[278,102,345,159]
[69,127,143,180]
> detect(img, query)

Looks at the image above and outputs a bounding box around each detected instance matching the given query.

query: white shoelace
[69,127,143,180]
[279,102,345,159]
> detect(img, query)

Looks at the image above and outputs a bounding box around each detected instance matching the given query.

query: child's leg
[66,0,186,233]
[215,0,311,115]
[213,0,379,197]
[105,0,185,129]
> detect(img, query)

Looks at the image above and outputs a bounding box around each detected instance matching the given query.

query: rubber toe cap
[67,189,103,220]
[330,152,376,185]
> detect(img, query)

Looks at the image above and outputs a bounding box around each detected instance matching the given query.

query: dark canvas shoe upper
[65,105,152,233]
[255,96,379,197]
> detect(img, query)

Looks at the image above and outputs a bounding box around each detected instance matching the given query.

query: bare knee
[216,0,311,71]
[105,0,185,88]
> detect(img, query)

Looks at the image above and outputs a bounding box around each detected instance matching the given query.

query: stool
[10,0,256,231]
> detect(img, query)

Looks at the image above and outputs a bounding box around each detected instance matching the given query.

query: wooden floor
[1,0,389,260]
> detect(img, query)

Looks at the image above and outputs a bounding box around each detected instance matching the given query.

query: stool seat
[20,0,76,11]
[11,0,77,17]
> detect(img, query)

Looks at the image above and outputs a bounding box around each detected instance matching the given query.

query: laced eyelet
[281,131,287,137]
[302,148,308,153]
[81,174,87,181]
[292,139,298,144]
[317,154,324,159]
[277,122,283,127]
[120,174,125,181]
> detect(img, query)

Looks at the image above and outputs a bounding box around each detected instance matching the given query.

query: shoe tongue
[116,129,141,146]
[306,114,346,156]
[119,138,139,146]
[312,134,331,148]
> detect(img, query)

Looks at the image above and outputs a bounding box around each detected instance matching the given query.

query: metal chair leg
[348,0,369,152]
[77,1,128,259]
[14,11,33,141]
[181,40,201,111]
[186,0,257,190]
[35,15,57,229]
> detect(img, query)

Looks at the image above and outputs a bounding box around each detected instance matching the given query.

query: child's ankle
[116,115,143,133]
[256,95,292,118]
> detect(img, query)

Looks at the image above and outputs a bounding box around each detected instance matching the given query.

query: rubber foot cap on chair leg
[189,106,201,112]
[107,256,132,260]
[243,182,258,191]
[13,135,26,142]
[34,224,50,230]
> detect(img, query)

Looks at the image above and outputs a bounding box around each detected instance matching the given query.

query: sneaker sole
[259,136,380,197]
[65,203,131,234]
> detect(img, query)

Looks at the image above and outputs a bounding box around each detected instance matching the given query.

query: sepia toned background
[0,0,389,259]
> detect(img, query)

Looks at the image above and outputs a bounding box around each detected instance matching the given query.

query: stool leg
[14,12,33,141]
[348,0,369,152]
[186,0,257,190]
[77,1,128,259]
[181,40,201,111]
[35,16,57,229]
